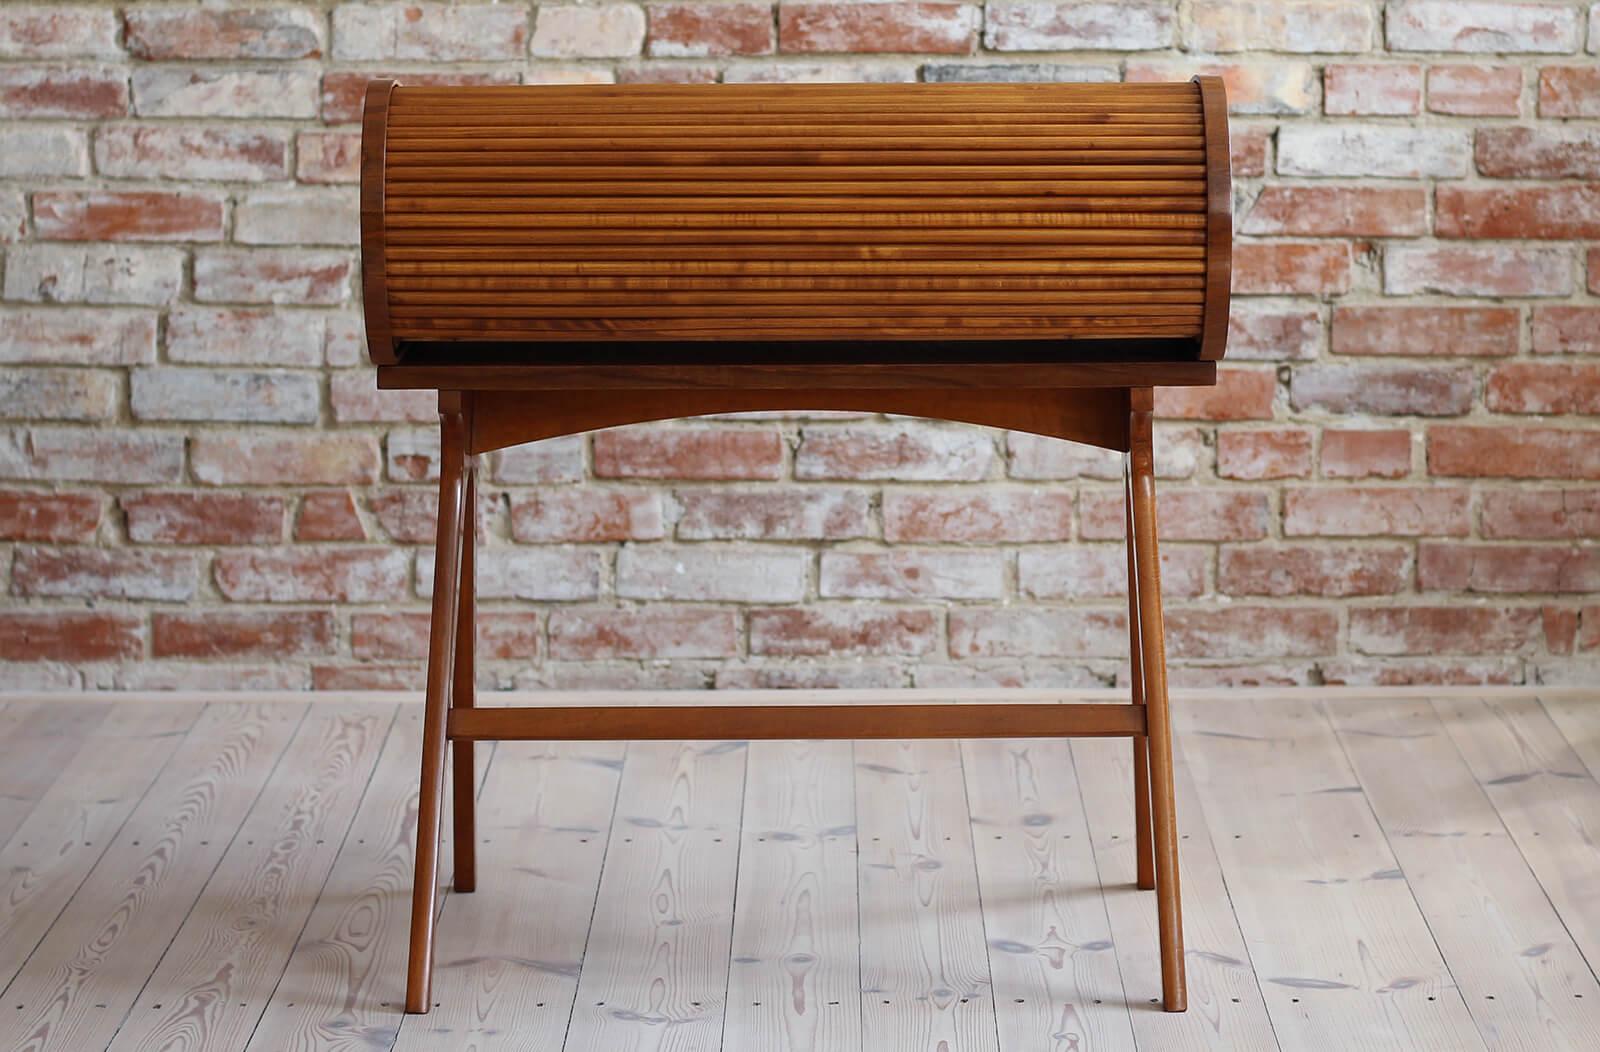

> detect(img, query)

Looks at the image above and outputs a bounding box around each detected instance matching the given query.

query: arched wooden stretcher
[360,75,1232,1015]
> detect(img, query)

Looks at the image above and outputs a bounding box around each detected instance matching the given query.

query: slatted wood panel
[365,82,1226,352]
[12,689,1600,1051]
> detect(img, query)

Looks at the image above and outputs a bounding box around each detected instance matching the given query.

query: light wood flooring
[2,688,1599,1051]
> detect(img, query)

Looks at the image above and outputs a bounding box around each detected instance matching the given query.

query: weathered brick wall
[0,1,1596,691]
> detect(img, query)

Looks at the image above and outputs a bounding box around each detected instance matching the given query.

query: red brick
[215,547,409,603]
[1429,426,1600,479]
[1420,542,1600,594]
[1583,606,1600,652]
[191,433,380,485]
[675,487,870,540]
[509,489,664,542]
[1080,488,1269,541]
[296,490,366,541]
[0,427,183,484]
[1166,606,1338,658]
[1217,429,1312,480]
[0,7,120,58]
[1482,489,1600,539]
[1321,429,1412,479]
[295,130,360,184]
[1350,606,1543,656]
[1241,186,1426,237]
[1283,486,1471,537]
[949,607,1126,659]
[1476,127,1600,178]
[595,426,784,480]
[1291,363,1474,417]
[750,607,938,657]
[1384,245,1571,297]
[1018,545,1206,599]
[1220,544,1410,597]
[124,7,323,60]
[1226,304,1321,361]
[1428,65,1521,115]
[1545,605,1578,655]
[648,2,774,56]
[122,491,285,544]
[547,607,731,660]
[797,423,994,480]
[1154,368,1276,421]
[0,489,100,542]
[1230,125,1269,176]
[353,611,542,661]
[94,124,289,182]
[1331,306,1519,357]
[193,249,353,305]
[1324,63,1421,115]
[0,65,128,119]
[1486,363,1600,415]
[153,610,334,659]
[883,489,1071,542]
[0,611,141,661]
[318,71,522,124]
[33,191,224,243]
[1438,185,1600,239]
[820,549,1003,599]
[1533,307,1600,355]
[329,371,436,423]
[782,2,974,53]
[369,489,438,544]
[1233,242,1352,295]
[1539,66,1600,117]
[12,546,196,601]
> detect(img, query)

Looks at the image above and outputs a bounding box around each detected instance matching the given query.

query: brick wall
[0,1,1596,692]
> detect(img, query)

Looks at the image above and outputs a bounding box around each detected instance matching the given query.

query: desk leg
[1129,390,1186,1012]
[406,396,469,1015]
[1125,457,1156,892]
[451,457,479,894]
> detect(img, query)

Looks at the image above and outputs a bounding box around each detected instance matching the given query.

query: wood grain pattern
[0,702,111,851]
[962,738,1136,1052]
[1181,696,1488,1051]
[105,705,392,1052]
[392,739,623,1051]
[245,706,426,1052]
[855,739,997,1052]
[1073,738,1279,1050]
[564,741,747,1051]
[0,703,197,995]
[0,702,306,1052]
[724,742,862,1052]
[361,79,1230,357]
[1332,697,1600,1051]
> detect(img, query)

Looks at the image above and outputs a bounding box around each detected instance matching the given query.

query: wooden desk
[361,77,1233,1016]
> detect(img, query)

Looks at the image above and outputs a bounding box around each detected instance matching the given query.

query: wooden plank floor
[3,688,1600,1051]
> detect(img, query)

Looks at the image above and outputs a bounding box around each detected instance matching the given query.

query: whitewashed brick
[131,68,319,118]
[1277,125,1471,177]
[532,4,647,57]
[985,1,1175,50]
[94,124,290,181]
[0,369,118,421]
[166,307,326,367]
[332,3,530,61]
[131,368,321,424]
[618,547,809,602]
[1185,0,1373,52]
[0,126,87,177]
[0,308,157,364]
[1388,1,1581,53]
[418,547,603,601]
[0,6,122,58]
[234,188,360,246]
[4,245,182,306]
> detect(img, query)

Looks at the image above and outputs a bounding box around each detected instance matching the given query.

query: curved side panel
[1195,75,1232,362]
[361,78,399,365]
[468,387,1133,455]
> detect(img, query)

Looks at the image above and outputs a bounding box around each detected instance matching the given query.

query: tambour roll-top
[360,78,1231,365]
